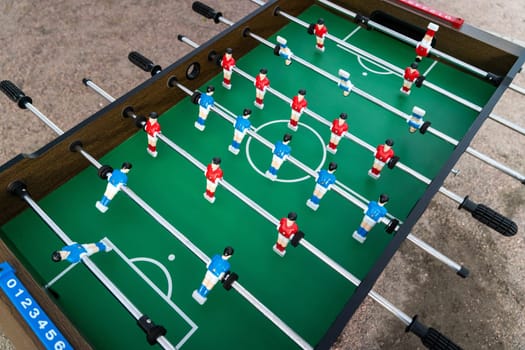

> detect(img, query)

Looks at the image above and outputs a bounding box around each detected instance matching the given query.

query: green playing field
[0,4,495,349]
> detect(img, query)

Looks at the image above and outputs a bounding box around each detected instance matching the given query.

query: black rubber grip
[0,80,33,109]
[485,72,503,86]
[456,266,469,278]
[407,315,462,350]
[7,180,28,198]
[128,52,162,76]
[192,1,222,23]
[137,315,167,345]
[459,197,518,237]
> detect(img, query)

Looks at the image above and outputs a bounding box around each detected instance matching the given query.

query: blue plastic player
[96,162,132,213]
[408,106,427,133]
[306,162,338,211]
[51,238,112,264]
[265,134,292,181]
[353,194,389,243]
[277,36,293,66]
[192,247,234,305]
[228,108,252,155]
[195,85,215,131]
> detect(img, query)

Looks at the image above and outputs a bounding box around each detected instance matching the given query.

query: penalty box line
[44,237,198,349]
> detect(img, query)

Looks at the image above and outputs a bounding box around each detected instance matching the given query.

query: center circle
[245,119,327,183]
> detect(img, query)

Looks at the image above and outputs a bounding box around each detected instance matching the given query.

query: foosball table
[0,1,523,349]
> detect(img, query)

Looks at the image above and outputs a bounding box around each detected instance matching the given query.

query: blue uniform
[207,254,231,277]
[234,116,251,133]
[365,201,388,221]
[308,169,337,206]
[355,201,388,240]
[62,244,87,264]
[97,169,129,211]
[267,141,292,176]
[231,116,251,150]
[108,169,128,187]
[273,141,291,158]
[196,254,231,299]
[199,93,214,109]
[316,169,337,188]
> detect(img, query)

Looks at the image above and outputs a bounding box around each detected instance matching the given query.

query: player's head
[206,85,215,93]
[385,139,394,147]
[317,18,325,25]
[149,112,158,119]
[298,89,306,96]
[51,251,63,262]
[328,162,338,172]
[243,108,252,117]
[121,162,133,170]
[259,68,268,75]
[225,47,233,54]
[379,194,389,204]
[287,212,298,221]
[283,133,292,143]
[223,246,234,257]
[410,62,419,69]
[212,157,221,165]
[339,112,348,120]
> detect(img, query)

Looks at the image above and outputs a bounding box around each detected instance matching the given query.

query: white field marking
[357,56,393,75]
[423,60,439,77]
[245,119,327,183]
[342,26,361,41]
[107,239,198,349]
[130,257,174,299]
[337,44,393,75]
[45,263,79,288]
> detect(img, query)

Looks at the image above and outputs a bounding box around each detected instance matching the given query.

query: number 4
[38,320,48,330]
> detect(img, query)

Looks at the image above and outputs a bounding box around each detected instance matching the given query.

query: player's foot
[147,148,158,158]
[95,201,108,213]
[228,145,240,155]
[265,171,277,181]
[287,123,298,132]
[222,82,232,90]
[99,237,113,252]
[192,290,207,305]
[272,244,286,257]
[343,91,350,97]
[254,101,264,110]
[367,170,380,180]
[306,199,319,211]
[203,192,216,204]
[352,231,366,243]
[326,145,337,154]
[316,45,325,52]
[400,87,410,95]
[194,122,205,131]
[285,60,292,66]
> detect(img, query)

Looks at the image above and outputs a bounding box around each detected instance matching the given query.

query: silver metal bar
[276,6,525,135]
[88,79,418,329]
[21,193,176,350]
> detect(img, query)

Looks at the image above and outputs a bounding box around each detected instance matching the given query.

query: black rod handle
[192,1,222,23]
[459,196,518,236]
[127,51,162,76]
[0,80,33,109]
[407,315,463,350]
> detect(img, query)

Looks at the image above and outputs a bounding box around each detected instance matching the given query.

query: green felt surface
[0,5,495,349]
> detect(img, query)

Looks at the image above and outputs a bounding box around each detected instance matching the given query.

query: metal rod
[87,80,418,329]
[316,0,493,79]
[84,84,314,350]
[275,8,525,136]
[19,191,176,350]
[179,35,468,274]
[243,28,525,183]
